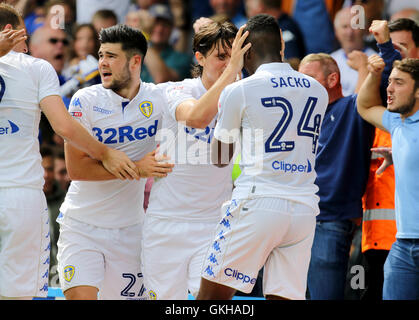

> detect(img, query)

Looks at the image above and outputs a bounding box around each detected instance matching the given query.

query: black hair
[388,18,419,47]
[99,24,147,59]
[40,145,54,158]
[243,14,283,62]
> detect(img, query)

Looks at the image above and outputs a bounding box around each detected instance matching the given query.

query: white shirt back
[146,78,233,222]
[0,51,60,189]
[214,63,328,212]
[59,83,165,228]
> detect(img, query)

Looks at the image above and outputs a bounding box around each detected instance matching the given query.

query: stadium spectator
[135,4,193,83]
[209,0,247,27]
[299,53,375,300]
[91,9,117,34]
[331,6,377,96]
[76,0,131,25]
[357,55,419,300]
[244,0,306,69]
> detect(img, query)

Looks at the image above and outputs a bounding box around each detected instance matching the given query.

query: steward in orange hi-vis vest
[362,128,396,252]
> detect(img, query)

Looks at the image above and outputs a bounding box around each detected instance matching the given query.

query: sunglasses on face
[48,38,69,46]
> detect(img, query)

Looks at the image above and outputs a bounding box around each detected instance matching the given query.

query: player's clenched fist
[369,20,390,44]
[367,54,385,75]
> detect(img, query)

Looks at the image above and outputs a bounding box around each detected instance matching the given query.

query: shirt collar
[405,109,419,123]
[255,62,293,74]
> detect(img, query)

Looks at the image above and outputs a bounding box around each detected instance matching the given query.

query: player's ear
[131,54,142,68]
[3,24,13,31]
[195,51,205,67]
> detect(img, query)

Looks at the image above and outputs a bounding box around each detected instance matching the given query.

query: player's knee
[196,278,236,300]
[64,286,98,300]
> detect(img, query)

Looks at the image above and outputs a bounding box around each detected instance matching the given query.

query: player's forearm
[64,144,117,181]
[186,65,237,128]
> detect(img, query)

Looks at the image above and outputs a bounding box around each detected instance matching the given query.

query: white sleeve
[165,81,195,121]
[213,83,245,144]
[37,60,60,102]
[68,90,92,132]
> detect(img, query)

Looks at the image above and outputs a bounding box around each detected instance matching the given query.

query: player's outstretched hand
[0,28,27,57]
[226,24,252,78]
[102,148,140,180]
[367,54,385,76]
[371,147,393,175]
[135,149,174,178]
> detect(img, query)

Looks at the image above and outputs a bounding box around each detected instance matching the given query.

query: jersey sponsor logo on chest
[92,119,158,144]
[0,120,20,135]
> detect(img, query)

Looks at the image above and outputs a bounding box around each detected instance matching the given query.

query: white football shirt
[0,51,60,189]
[146,78,233,222]
[214,63,328,212]
[59,83,165,228]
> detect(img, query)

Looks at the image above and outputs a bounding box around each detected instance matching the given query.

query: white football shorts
[57,215,145,300]
[201,197,316,300]
[142,215,219,300]
[0,187,50,298]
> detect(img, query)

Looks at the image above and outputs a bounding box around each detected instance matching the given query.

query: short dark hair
[192,20,237,77]
[0,3,22,30]
[388,18,419,47]
[99,24,148,59]
[243,14,283,62]
[393,58,419,91]
[40,145,54,158]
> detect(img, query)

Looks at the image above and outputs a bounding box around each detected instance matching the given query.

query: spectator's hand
[392,42,408,59]
[367,54,385,76]
[347,50,368,71]
[137,9,155,39]
[102,148,140,180]
[371,147,393,175]
[135,149,174,178]
[193,17,213,33]
[369,20,390,44]
[226,25,252,79]
[0,27,27,57]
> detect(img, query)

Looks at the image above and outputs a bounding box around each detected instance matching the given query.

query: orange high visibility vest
[362,129,396,252]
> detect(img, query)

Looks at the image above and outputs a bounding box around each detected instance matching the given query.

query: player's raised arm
[174,24,251,129]
[40,95,139,180]
[356,54,388,131]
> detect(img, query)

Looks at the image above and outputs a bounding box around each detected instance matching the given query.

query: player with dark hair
[56,24,173,300]
[197,14,328,300]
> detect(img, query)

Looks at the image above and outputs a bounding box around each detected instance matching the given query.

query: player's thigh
[201,198,291,294]
[0,188,49,298]
[142,215,203,300]
[57,217,105,296]
[100,223,145,300]
[263,203,316,300]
